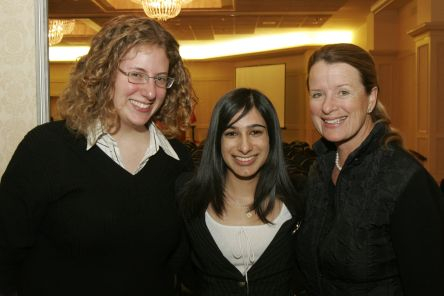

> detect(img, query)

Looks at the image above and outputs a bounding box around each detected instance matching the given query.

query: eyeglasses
[118,68,174,89]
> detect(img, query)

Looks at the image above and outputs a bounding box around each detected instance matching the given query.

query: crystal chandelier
[133,0,191,21]
[48,19,76,46]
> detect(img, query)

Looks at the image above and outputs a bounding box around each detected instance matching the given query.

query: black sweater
[0,121,193,296]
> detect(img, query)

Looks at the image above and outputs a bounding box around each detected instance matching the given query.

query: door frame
[35,0,50,124]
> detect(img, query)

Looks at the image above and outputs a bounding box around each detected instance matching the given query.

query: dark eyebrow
[249,124,266,129]
[228,123,266,129]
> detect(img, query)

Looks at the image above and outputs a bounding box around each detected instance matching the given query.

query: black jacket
[183,208,301,296]
[296,123,444,296]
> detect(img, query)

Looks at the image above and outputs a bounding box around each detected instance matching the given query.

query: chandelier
[48,19,76,46]
[133,0,191,21]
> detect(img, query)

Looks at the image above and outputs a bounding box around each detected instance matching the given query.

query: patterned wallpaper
[0,0,37,176]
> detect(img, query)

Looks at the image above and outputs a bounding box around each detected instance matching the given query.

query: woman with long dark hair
[179,88,303,295]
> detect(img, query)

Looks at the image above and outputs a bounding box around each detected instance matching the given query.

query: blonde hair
[58,15,196,138]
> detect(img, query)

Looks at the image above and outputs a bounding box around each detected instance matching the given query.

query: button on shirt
[86,122,179,174]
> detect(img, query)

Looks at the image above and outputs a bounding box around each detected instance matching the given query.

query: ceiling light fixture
[48,19,76,46]
[132,0,191,21]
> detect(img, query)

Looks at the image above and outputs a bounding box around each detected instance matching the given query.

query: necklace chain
[335,151,342,171]
[225,194,254,218]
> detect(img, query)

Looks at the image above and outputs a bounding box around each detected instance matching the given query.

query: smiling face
[113,44,169,132]
[308,61,377,152]
[221,107,270,181]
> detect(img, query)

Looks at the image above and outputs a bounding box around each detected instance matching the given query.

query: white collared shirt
[86,122,179,174]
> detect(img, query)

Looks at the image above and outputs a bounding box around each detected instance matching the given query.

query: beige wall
[50,50,313,144]
[185,60,234,142]
[0,0,38,176]
[1,0,441,181]
[47,0,444,182]
[370,0,444,181]
[182,51,311,144]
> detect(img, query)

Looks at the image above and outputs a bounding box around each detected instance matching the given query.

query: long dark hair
[180,88,301,223]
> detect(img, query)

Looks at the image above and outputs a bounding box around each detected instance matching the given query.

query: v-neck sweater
[0,121,193,296]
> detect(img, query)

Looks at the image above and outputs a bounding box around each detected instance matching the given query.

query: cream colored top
[205,203,291,275]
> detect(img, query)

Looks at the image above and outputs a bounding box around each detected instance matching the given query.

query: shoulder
[3,122,78,181]
[26,120,60,135]
[174,170,197,219]
[23,120,83,151]
[168,138,193,165]
[25,120,72,142]
[168,138,189,155]
[377,145,440,199]
[175,171,194,195]
[379,145,424,175]
[18,121,64,148]
[7,122,86,169]
[391,159,443,233]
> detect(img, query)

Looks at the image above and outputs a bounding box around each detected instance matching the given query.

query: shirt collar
[86,122,105,150]
[146,123,180,161]
[86,121,179,161]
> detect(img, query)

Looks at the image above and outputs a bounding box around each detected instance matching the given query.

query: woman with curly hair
[0,15,195,296]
